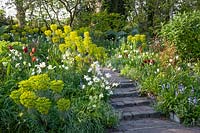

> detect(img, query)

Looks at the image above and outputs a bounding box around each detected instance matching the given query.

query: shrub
[161,11,200,61]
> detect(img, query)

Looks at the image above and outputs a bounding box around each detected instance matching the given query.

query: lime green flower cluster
[35,97,52,114]
[44,24,107,65]
[29,74,50,91]
[127,34,147,50]
[57,98,70,111]
[0,24,43,42]
[18,74,50,91]
[10,74,67,114]
[50,80,64,93]
[1,33,11,40]
[20,91,37,108]
[127,34,146,43]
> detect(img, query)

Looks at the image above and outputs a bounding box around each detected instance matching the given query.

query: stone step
[111,87,139,98]
[116,82,137,88]
[117,106,160,121]
[106,118,200,133]
[111,97,152,108]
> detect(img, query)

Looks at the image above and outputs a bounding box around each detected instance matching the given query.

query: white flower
[107,63,112,68]
[2,62,8,67]
[10,49,15,54]
[112,83,119,87]
[118,54,122,58]
[99,93,104,99]
[175,55,179,60]
[101,83,105,88]
[65,50,71,57]
[93,76,100,82]
[12,56,16,61]
[169,59,173,62]
[19,56,22,60]
[23,61,27,65]
[15,63,20,68]
[177,67,181,71]
[88,81,93,86]
[88,68,92,72]
[112,68,116,71]
[28,63,31,67]
[84,75,91,81]
[97,70,102,76]
[36,68,42,74]
[105,73,111,78]
[82,85,86,89]
[91,61,99,68]
[31,69,35,75]
[134,50,139,53]
[105,86,111,90]
[48,65,56,70]
[124,50,128,53]
[187,63,191,67]
[62,54,67,60]
[105,81,109,85]
[64,66,68,70]
[39,62,46,68]
[14,50,19,56]
[109,91,113,95]
[157,68,160,73]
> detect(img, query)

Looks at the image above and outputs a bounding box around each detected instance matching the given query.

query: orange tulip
[32,47,36,53]
[30,52,33,57]
[32,57,36,62]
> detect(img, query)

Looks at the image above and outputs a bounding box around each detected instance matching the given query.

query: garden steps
[111,89,139,98]
[110,97,153,108]
[117,106,160,120]
[103,68,200,133]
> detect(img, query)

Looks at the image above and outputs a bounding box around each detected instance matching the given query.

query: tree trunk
[16,9,26,28]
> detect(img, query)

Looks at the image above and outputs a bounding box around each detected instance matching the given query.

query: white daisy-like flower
[88,81,93,86]
[84,75,91,81]
[82,85,86,89]
[169,59,173,62]
[99,93,104,99]
[118,54,122,58]
[88,68,92,72]
[93,76,100,82]
[2,62,8,67]
[105,73,111,78]
[105,86,110,90]
[15,63,20,68]
[23,61,26,65]
[112,83,119,87]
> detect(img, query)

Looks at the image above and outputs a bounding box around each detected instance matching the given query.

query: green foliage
[161,11,200,61]
[91,12,126,32]
[75,11,126,32]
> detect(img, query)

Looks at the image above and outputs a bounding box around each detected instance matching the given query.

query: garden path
[103,68,200,133]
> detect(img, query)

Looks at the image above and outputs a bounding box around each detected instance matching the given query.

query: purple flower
[178,84,185,93]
